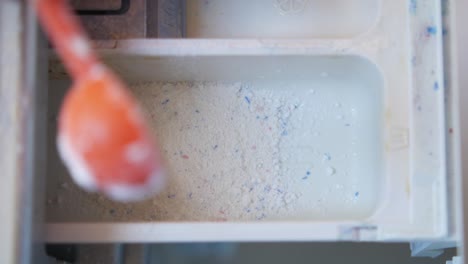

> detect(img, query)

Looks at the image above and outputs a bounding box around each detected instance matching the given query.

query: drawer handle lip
[75,0,130,16]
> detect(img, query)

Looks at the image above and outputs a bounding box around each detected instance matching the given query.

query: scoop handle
[35,0,98,79]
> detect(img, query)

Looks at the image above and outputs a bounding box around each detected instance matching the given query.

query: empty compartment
[186,0,380,38]
[46,55,384,223]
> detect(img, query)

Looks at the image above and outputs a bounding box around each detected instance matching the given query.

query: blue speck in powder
[433,81,439,91]
[256,213,266,220]
[355,192,360,197]
[427,26,437,35]
[213,145,218,150]
[281,130,288,136]
[306,171,311,175]
[244,96,251,105]
[162,99,170,105]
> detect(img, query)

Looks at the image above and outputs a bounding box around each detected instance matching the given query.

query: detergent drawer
[45,0,451,243]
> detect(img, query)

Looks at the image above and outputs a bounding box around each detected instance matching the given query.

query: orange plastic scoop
[36,0,165,201]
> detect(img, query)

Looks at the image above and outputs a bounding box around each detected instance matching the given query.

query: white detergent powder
[47,81,377,222]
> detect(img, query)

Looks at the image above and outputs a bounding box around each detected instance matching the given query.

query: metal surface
[69,0,187,39]
[156,0,186,38]
[452,0,468,262]
[49,243,456,264]
[0,0,48,263]
[74,0,146,39]
[18,1,49,264]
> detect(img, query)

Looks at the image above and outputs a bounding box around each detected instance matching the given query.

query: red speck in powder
[449,128,453,134]
[182,155,189,159]
[251,145,257,150]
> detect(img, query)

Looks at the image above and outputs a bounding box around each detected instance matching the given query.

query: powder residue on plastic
[47,81,372,222]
